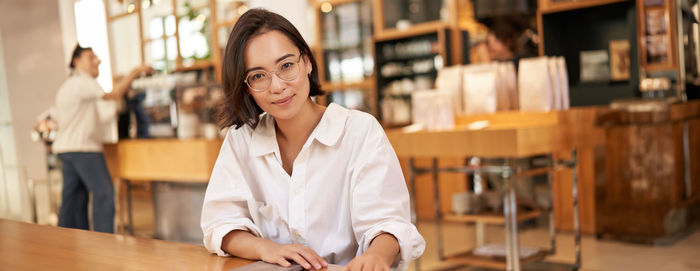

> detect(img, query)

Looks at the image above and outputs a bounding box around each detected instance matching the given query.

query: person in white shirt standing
[200,9,425,271]
[54,44,152,233]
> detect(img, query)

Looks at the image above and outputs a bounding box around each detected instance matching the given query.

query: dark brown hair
[218,8,324,130]
[69,44,92,69]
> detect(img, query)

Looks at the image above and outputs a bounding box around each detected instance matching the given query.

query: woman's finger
[287,252,313,270]
[275,257,292,268]
[298,246,326,269]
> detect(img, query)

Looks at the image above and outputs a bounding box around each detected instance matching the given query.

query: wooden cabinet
[595,100,700,243]
[636,0,679,72]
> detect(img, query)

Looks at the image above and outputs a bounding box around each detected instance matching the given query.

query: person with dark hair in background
[53,44,152,233]
[200,8,425,271]
[484,17,538,67]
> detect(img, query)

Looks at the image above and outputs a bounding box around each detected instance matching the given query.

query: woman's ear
[304,54,312,74]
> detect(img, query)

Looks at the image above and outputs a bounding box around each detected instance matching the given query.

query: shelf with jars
[374,25,469,126]
[368,0,469,126]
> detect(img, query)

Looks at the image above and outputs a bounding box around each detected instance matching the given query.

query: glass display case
[375,32,442,125]
[316,0,375,114]
[321,0,373,83]
[637,0,678,72]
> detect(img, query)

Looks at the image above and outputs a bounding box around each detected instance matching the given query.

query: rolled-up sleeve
[350,119,425,271]
[201,129,262,256]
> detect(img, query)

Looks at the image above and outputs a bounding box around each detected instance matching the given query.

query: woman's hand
[342,233,399,271]
[342,252,391,271]
[257,242,328,270]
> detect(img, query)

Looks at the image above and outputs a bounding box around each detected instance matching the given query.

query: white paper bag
[518,57,553,112]
[504,62,519,110]
[497,62,518,111]
[411,89,455,131]
[547,57,562,110]
[463,63,498,115]
[435,65,464,114]
[557,57,570,109]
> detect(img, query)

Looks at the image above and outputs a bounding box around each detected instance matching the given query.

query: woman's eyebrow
[245,53,295,74]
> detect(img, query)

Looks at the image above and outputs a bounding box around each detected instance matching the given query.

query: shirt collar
[249,103,348,157]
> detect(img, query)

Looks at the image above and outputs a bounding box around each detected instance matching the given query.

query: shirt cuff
[207,221,263,257]
[360,222,426,271]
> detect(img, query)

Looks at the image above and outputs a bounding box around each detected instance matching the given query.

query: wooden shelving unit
[444,248,548,270]
[373,21,449,42]
[537,0,640,106]
[539,0,629,15]
[443,208,542,225]
[321,79,374,92]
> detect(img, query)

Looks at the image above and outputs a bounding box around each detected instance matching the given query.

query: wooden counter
[0,219,251,270]
[104,139,223,183]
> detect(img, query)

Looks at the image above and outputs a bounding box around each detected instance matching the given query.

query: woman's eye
[250,73,265,81]
[281,62,294,70]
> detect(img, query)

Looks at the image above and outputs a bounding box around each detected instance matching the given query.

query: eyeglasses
[244,53,304,92]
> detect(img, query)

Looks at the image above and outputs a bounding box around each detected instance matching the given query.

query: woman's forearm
[221,230,274,260]
[365,233,400,266]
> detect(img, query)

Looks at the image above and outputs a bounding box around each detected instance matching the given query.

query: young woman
[201,9,424,271]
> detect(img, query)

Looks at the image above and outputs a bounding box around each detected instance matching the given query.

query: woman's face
[244,30,313,121]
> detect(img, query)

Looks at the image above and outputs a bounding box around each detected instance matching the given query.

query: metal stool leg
[503,159,520,271]
[432,158,445,261]
[408,158,420,271]
[125,179,134,235]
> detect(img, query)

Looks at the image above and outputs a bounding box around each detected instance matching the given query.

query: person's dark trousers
[128,92,150,138]
[57,152,115,233]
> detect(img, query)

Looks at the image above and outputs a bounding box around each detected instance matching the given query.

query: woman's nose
[268,74,285,94]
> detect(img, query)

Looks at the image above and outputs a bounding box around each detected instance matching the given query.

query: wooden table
[0,219,251,270]
[386,122,583,271]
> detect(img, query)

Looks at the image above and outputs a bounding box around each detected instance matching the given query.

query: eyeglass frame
[243,52,305,92]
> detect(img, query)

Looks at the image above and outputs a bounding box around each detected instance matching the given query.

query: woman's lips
[273,94,294,106]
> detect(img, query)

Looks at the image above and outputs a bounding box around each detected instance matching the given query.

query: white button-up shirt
[54,71,105,153]
[201,103,425,270]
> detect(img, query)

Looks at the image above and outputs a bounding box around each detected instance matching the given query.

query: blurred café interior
[1,0,700,270]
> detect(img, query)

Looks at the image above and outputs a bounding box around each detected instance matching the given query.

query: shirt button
[294,188,301,195]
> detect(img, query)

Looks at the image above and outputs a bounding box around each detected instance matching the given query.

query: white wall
[0,0,67,221]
